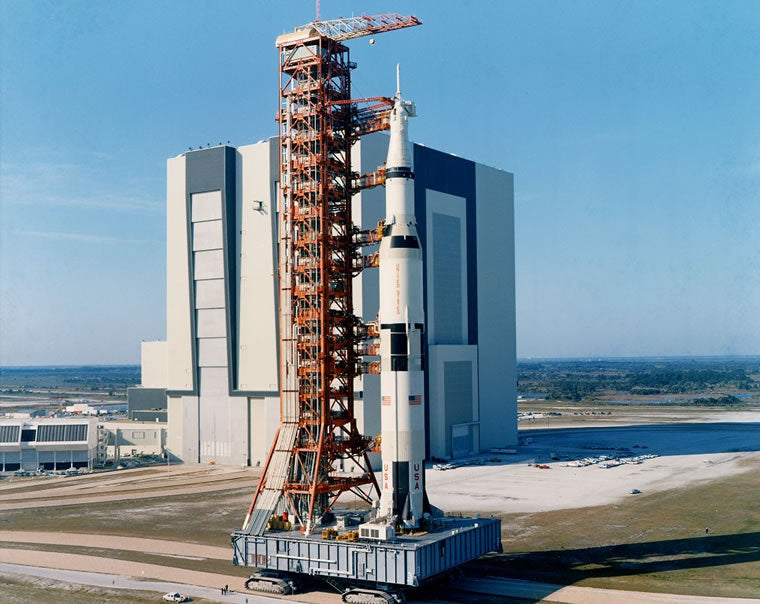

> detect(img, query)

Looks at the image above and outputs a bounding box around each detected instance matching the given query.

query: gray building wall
[131,410,168,422]
[128,387,167,410]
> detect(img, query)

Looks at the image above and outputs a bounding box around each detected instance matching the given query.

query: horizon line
[2,353,760,370]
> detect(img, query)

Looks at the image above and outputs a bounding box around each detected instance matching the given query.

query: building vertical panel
[237,142,279,393]
[475,164,517,450]
[166,156,193,391]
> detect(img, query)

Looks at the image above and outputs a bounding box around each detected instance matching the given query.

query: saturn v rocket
[377,69,428,529]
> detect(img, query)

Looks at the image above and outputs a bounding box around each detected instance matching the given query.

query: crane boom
[294,12,421,41]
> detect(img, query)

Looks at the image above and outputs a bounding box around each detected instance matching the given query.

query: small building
[102,421,167,459]
[0,418,105,472]
[65,402,127,416]
[4,409,47,419]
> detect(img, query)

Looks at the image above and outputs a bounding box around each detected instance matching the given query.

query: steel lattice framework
[278,33,378,530]
[296,13,421,41]
[243,15,420,538]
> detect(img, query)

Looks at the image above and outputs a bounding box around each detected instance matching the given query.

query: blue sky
[1,0,758,365]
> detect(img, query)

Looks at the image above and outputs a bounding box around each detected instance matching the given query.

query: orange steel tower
[243,13,421,536]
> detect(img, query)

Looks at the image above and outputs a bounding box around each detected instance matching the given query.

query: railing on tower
[243,14,421,537]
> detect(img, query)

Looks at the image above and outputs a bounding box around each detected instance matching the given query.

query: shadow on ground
[471,531,760,587]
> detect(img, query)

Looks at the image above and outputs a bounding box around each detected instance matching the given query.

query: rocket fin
[401,492,411,521]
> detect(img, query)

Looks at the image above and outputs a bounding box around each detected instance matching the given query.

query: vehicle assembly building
[142,132,516,469]
[138,14,515,470]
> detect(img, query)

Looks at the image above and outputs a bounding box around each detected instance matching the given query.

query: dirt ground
[0,465,258,511]
[2,407,760,600]
[428,411,760,513]
[466,461,760,599]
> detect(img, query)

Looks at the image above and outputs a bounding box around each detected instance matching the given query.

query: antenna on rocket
[396,63,401,96]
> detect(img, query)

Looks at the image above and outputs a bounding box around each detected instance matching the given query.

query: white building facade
[143,134,516,467]
[104,421,167,459]
[0,418,105,471]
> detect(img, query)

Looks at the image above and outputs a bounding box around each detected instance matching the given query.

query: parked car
[162,592,190,602]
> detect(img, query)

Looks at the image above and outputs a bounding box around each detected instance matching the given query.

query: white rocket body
[377,79,427,528]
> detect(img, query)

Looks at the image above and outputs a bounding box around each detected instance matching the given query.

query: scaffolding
[243,15,420,538]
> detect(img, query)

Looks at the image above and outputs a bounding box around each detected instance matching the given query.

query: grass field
[0,485,251,547]
[0,541,252,578]
[0,574,187,604]
[474,460,760,598]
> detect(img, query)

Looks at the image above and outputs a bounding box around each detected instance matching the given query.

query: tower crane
[294,13,421,41]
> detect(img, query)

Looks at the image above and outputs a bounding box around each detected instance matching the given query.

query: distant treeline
[688,395,745,407]
[0,365,140,391]
[518,358,760,402]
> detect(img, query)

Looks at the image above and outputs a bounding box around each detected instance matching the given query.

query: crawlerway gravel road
[0,562,282,604]
[0,531,230,559]
[452,577,760,604]
[3,547,760,604]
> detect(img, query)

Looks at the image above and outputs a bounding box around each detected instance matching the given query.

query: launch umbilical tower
[243,13,421,536]
[233,14,503,601]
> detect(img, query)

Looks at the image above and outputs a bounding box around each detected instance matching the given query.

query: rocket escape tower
[243,13,422,536]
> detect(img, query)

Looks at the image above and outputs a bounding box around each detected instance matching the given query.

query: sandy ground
[0,549,340,604]
[427,416,760,514]
[0,469,253,501]
[0,465,258,511]
[0,531,230,560]
[0,465,211,494]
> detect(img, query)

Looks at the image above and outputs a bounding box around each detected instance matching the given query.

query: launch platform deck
[231,516,501,588]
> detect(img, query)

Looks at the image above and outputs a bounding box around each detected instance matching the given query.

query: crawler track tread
[244,573,293,595]
[341,587,404,604]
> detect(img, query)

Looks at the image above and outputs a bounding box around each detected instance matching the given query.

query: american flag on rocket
[408,394,422,405]
[381,395,391,406]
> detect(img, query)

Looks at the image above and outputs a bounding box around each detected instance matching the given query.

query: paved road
[0,465,261,511]
[0,562,289,604]
[0,478,256,511]
[0,465,200,492]
[0,469,254,502]
[454,576,760,604]
[0,548,340,603]
[0,560,455,604]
